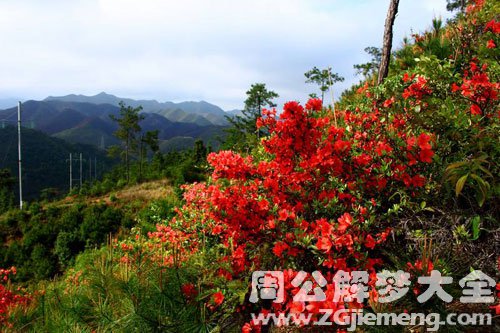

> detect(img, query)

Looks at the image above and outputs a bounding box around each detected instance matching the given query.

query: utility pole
[17,102,23,210]
[94,157,97,180]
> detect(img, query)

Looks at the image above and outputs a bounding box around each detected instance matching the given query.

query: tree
[378,0,400,85]
[109,102,144,183]
[304,66,344,103]
[244,83,279,119]
[0,169,15,214]
[138,130,159,181]
[193,139,208,165]
[353,47,382,79]
[446,0,466,13]
[224,83,278,150]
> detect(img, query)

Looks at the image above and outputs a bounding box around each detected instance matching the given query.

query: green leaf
[470,216,480,240]
[455,174,468,197]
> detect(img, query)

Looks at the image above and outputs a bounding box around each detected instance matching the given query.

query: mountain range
[0,93,242,152]
[44,92,238,126]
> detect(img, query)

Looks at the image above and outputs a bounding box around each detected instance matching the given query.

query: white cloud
[0,0,452,110]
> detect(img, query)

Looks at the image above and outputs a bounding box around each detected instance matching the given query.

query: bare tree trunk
[378,0,400,85]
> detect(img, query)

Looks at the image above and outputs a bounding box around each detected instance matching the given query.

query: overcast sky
[0,0,452,110]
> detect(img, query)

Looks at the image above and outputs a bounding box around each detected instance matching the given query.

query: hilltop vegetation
[0,126,114,200]
[0,1,499,332]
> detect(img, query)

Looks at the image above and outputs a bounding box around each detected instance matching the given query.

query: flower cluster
[0,267,31,328]
[164,93,437,326]
[451,61,499,117]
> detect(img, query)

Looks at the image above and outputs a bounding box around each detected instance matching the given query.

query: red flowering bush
[128,91,438,327]
[105,5,499,326]
[0,267,31,328]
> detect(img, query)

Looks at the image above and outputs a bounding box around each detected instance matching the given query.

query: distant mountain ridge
[44,92,232,126]
[0,98,228,152]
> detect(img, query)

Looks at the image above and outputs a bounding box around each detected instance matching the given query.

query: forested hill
[0,99,228,151]
[0,126,113,199]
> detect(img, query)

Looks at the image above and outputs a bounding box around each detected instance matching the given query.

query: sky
[0,0,453,110]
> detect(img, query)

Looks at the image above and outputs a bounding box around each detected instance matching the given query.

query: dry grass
[57,178,175,210]
[101,179,173,203]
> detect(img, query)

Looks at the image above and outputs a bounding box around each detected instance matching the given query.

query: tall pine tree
[109,102,144,183]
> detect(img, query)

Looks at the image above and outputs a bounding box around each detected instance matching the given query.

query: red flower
[411,175,426,187]
[212,291,224,307]
[272,241,289,258]
[402,72,414,83]
[406,136,417,150]
[417,133,432,150]
[485,20,500,34]
[337,213,353,232]
[242,322,261,333]
[290,301,305,314]
[258,199,269,211]
[364,234,376,249]
[181,283,198,299]
[278,209,289,221]
[419,149,434,163]
[375,141,392,156]
[316,237,333,253]
[383,97,395,108]
[305,98,322,111]
[470,104,482,115]
[486,39,496,49]
[334,140,351,152]
[407,259,433,275]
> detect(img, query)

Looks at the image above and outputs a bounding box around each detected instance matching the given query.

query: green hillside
[0,126,114,199]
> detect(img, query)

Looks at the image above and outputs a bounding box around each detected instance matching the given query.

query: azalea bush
[97,90,439,331]
[8,0,499,331]
[0,267,31,328]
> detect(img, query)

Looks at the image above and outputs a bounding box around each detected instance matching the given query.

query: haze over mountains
[0,92,241,152]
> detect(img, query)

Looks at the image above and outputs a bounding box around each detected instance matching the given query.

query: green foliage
[353,46,382,79]
[224,83,278,151]
[304,66,344,102]
[80,204,123,247]
[0,169,15,214]
[136,198,181,233]
[446,0,466,12]
[0,127,114,201]
[138,129,160,181]
[109,102,145,183]
[17,246,226,332]
[0,202,127,281]
[445,154,495,207]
